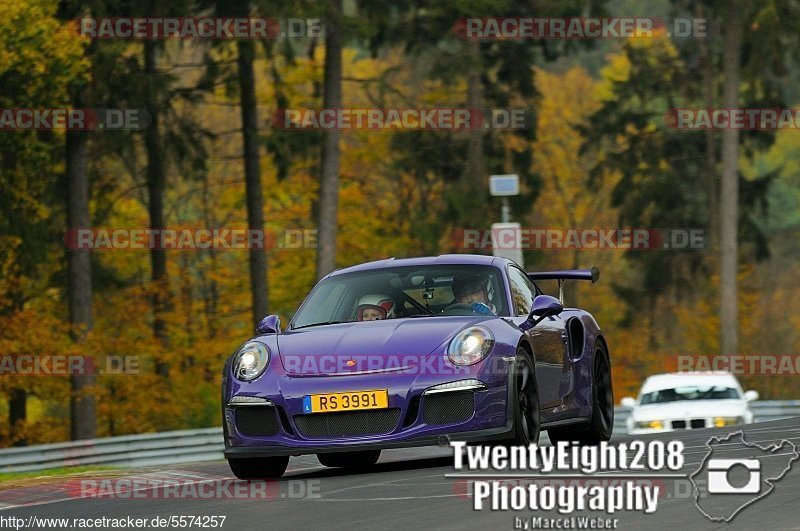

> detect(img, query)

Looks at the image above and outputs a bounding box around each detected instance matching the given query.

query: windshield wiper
[292,321,346,330]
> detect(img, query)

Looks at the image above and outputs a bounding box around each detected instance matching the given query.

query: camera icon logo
[707,459,761,494]
[691,431,800,522]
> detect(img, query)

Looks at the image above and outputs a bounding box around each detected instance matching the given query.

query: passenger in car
[355,294,397,321]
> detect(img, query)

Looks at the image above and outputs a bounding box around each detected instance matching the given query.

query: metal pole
[501,197,510,223]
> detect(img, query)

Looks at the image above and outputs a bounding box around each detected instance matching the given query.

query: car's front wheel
[495,346,540,446]
[317,450,381,469]
[228,456,290,479]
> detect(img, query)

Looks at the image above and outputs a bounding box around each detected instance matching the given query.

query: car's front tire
[228,456,289,479]
[495,346,540,446]
[317,450,381,469]
[548,341,613,445]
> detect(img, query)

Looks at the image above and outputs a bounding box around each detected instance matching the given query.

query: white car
[621,372,759,435]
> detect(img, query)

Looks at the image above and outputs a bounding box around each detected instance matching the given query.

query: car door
[507,266,568,409]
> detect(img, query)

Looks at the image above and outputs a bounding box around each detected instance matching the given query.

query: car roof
[640,371,741,393]
[327,254,507,277]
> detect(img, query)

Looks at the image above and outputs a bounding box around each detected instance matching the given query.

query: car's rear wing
[526,267,599,303]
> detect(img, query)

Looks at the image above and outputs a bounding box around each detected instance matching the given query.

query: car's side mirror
[744,390,759,402]
[520,295,563,330]
[531,295,563,318]
[256,314,281,335]
[620,397,637,408]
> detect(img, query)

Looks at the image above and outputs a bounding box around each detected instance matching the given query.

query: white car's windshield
[640,385,740,405]
[291,265,508,329]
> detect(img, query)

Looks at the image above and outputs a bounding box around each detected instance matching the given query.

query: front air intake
[293,409,401,438]
[235,407,280,437]
[422,391,475,425]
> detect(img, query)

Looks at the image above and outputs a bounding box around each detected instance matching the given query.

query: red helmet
[356,294,396,321]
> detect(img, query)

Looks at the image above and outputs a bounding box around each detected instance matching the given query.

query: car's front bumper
[223,353,516,457]
[627,415,750,435]
[223,421,514,458]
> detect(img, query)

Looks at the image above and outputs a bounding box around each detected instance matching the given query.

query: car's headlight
[232,341,270,381]
[713,416,744,427]
[634,420,664,430]
[447,327,494,366]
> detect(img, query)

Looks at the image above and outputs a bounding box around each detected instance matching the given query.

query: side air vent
[567,318,585,359]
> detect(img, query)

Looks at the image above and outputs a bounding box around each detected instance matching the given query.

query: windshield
[290,265,508,329]
[640,385,741,405]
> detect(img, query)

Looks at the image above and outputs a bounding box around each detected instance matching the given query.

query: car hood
[630,399,748,421]
[277,317,488,376]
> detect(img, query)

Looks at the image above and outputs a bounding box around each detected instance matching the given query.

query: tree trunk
[237,36,269,327]
[720,4,743,356]
[143,40,170,375]
[699,10,718,252]
[2,146,28,445]
[201,175,219,339]
[464,42,486,219]
[66,128,97,440]
[315,0,343,280]
[8,389,26,446]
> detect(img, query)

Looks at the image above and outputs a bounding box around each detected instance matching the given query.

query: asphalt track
[2,417,800,530]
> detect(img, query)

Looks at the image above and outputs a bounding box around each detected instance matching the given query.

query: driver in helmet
[449,274,496,314]
[356,294,396,321]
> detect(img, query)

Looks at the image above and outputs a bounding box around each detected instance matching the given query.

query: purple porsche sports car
[222,254,613,478]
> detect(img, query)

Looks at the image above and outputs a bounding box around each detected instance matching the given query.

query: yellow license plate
[303,390,388,413]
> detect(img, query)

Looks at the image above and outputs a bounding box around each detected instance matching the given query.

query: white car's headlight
[232,341,270,381]
[713,416,744,427]
[634,420,664,430]
[447,327,494,366]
